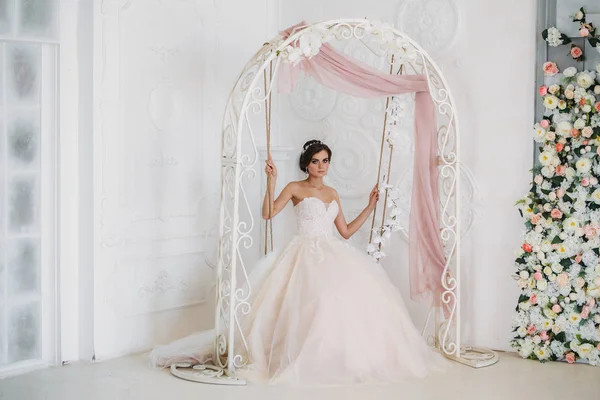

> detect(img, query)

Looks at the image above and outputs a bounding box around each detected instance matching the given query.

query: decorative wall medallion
[397,0,459,57]
[289,74,337,121]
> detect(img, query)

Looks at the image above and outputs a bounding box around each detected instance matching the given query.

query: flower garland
[513,7,600,366]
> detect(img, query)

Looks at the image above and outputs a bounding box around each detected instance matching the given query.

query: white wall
[90,0,276,360]
[62,0,536,361]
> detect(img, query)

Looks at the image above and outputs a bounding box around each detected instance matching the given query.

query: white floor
[0,352,599,400]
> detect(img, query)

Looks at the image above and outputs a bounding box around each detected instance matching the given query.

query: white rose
[577,72,594,89]
[546,131,556,141]
[543,266,552,275]
[556,121,573,137]
[533,335,542,345]
[595,85,600,94]
[591,177,598,185]
[564,67,577,77]
[574,118,586,130]
[552,263,563,273]
[548,191,557,201]
[537,279,548,290]
[565,89,575,99]
[558,100,567,110]
[517,327,527,337]
[558,232,567,240]
[583,104,592,113]
[543,95,560,110]
[575,10,584,20]
[591,189,600,204]
[535,225,543,233]
[534,174,543,184]
[578,343,594,358]
[576,157,592,173]
[539,151,555,166]
[519,271,529,279]
[582,126,593,138]
[549,274,557,281]
[563,217,580,232]
[543,203,553,212]
[533,124,547,142]
[548,84,560,94]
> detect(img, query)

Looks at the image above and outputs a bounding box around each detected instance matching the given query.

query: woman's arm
[262,157,294,219]
[333,185,379,239]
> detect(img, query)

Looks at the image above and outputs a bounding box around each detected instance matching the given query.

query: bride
[150,139,446,385]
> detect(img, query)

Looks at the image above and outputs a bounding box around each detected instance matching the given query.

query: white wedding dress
[150,197,446,385]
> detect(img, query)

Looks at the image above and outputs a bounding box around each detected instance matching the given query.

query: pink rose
[575,254,582,263]
[580,28,590,37]
[522,243,533,253]
[580,98,587,106]
[531,214,542,225]
[571,128,580,138]
[597,146,600,157]
[534,271,543,281]
[552,304,562,313]
[530,294,538,304]
[582,177,591,187]
[597,343,600,351]
[539,86,548,96]
[557,188,565,198]
[540,331,549,341]
[556,166,567,176]
[571,46,583,59]
[540,119,550,129]
[566,352,576,364]
[557,272,570,288]
[551,208,563,219]
[527,324,537,335]
[595,102,600,113]
[543,61,559,76]
[581,306,590,319]
[585,225,598,239]
[588,298,596,308]
[556,143,564,152]
[583,140,589,145]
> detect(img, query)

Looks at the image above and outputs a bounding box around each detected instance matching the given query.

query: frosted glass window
[0,0,57,368]
[17,0,57,39]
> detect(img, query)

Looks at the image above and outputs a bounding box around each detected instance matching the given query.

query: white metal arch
[172,18,497,385]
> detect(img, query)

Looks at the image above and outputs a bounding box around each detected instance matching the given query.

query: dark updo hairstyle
[299,139,332,173]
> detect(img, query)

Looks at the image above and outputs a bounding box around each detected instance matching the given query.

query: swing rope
[263,56,274,255]
[369,56,397,245]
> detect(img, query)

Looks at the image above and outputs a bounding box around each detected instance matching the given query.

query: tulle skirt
[150,234,446,385]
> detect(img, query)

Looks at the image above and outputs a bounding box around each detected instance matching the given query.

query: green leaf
[516,257,526,265]
[554,332,566,342]
[519,294,529,303]
[542,28,548,40]
[593,248,600,256]
[560,258,572,268]
[563,194,573,203]
[551,236,562,244]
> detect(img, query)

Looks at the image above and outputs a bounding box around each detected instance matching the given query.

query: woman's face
[306,150,330,177]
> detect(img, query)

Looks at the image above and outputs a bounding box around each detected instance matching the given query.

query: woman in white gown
[150,139,446,385]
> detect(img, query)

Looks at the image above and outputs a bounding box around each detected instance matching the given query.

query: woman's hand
[368,184,380,210]
[264,156,278,179]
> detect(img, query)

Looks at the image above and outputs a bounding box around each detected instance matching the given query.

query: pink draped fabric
[279,23,448,312]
